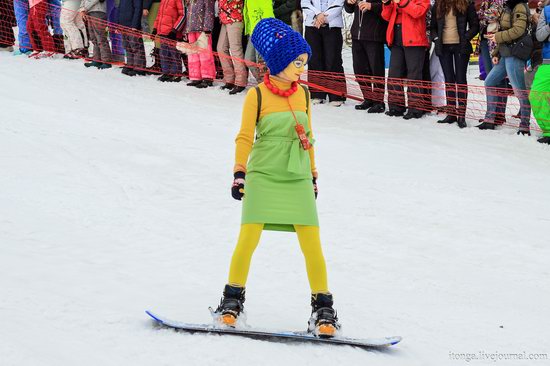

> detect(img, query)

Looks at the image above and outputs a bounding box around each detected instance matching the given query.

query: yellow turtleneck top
[234,77,317,177]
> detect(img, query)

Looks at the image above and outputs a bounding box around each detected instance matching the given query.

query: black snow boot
[214,284,245,326]
[308,293,340,338]
[437,115,457,124]
[537,136,550,144]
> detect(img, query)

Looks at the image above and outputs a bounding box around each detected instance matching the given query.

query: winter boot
[229,86,246,95]
[158,74,171,82]
[195,79,214,88]
[476,121,496,130]
[457,117,467,129]
[308,293,340,338]
[214,284,246,327]
[355,100,373,110]
[187,80,202,87]
[221,83,235,90]
[367,103,385,114]
[537,136,550,144]
[437,115,457,124]
[84,61,102,68]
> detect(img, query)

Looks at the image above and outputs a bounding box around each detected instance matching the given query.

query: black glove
[232,171,246,200]
[313,177,318,199]
[151,28,157,36]
[167,29,177,40]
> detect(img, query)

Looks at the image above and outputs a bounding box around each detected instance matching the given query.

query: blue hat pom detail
[251,18,312,76]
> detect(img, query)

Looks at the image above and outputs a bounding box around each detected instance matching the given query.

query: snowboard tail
[146,310,402,349]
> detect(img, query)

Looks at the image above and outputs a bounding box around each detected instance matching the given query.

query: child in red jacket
[382,0,430,119]
[153,0,186,82]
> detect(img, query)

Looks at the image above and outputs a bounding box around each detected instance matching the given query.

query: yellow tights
[228,224,328,293]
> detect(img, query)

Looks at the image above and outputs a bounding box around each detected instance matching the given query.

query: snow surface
[1,52,550,366]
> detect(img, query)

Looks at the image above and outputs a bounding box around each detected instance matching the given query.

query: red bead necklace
[263,73,298,97]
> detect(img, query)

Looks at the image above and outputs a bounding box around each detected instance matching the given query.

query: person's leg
[199,33,216,79]
[504,56,531,130]
[304,26,326,101]
[87,14,100,59]
[34,2,55,52]
[227,224,264,287]
[122,34,134,67]
[323,27,346,102]
[187,32,202,80]
[438,46,458,109]
[454,49,470,118]
[159,42,169,74]
[403,46,425,113]
[218,24,234,84]
[387,44,407,113]
[60,3,79,52]
[14,0,32,52]
[74,10,88,49]
[295,225,328,294]
[529,65,550,137]
[483,58,507,122]
[134,34,146,68]
[107,0,124,61]
[95,12,112,62]
[352,39,371,102]
[244,37,260,82]
[366,41,386,106]
[227,22,247,87]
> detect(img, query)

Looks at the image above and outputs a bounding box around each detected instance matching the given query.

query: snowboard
[146,310,402,349]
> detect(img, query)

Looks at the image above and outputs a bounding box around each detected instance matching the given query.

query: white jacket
[301,0,344,28]
[80,0,106,13]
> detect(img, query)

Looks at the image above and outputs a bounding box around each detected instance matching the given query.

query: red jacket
[381,0,429,47]
[219,0,243,24]
[154,0,186,36]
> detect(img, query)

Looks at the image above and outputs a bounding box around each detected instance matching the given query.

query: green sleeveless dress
[241,109,318,232]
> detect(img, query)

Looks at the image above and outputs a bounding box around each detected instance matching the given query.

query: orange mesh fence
[1,0,547,133]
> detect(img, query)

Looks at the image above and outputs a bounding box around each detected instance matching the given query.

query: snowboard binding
[211,284,246,327]
[308,293,340,338]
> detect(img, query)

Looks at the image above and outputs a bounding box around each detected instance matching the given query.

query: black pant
[421,48,432,110]
[388,24,426,112]
[305,26,347,102]
[352,39,385,104]
[438,44,470,116]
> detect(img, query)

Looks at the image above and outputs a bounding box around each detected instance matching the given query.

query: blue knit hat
[251,18,312,76]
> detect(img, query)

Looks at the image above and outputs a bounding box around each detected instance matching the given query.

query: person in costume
[530,0,550,144]
[213,18,340,338]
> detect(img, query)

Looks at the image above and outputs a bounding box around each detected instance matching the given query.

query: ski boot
[308,293,340,338]
[212,284,245,327]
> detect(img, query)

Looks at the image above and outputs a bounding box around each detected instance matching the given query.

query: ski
[146,310,402,349]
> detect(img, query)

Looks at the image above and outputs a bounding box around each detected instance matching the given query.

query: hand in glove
[231,171,246,201]
[313,177,318,199]
[167,29,177,40]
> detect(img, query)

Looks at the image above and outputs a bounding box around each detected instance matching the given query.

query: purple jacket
[185,0,215,32]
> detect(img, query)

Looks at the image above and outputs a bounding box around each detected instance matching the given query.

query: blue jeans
[484,56,531,128]
[47,0,62,35]
[13,0,31,52]
[480,38,508,120]
[107,0,125,60]
[160,43,182,75]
